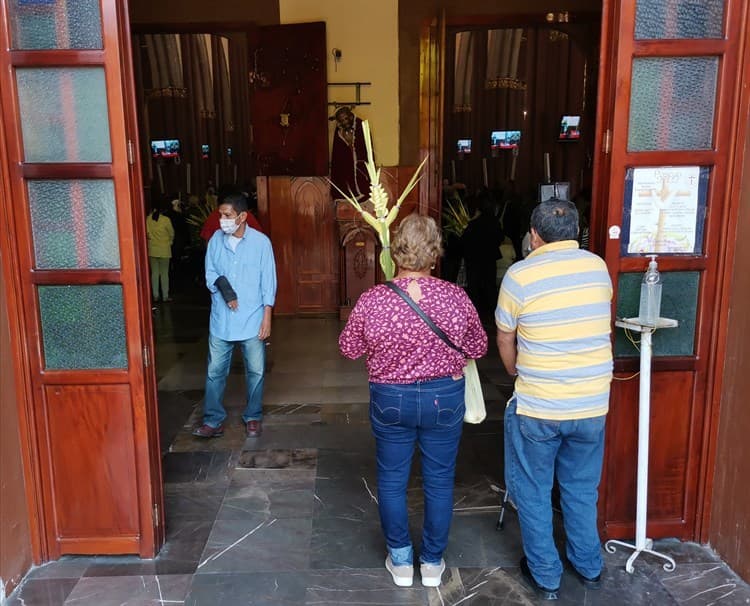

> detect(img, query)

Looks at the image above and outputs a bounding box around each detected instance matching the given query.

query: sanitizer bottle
[638,255,662,326]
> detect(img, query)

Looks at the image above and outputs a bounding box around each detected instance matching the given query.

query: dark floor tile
[26,556,93,580]
[165,480,228,521]
[237,448,317,470]
[313,472,380,521]
[158,389,202,454]
[428,567,535,606]
[655,562,750,605]
[197,517,311,573]
[440,512,524,568]
[313,449,379,520]
[310,517,386,569]
[305,569,429,605]
[251,423,374,451]
[217,469,316,519]
[162,451,233,483]
[555,561,679,606]
[6,578,78,605]
[64,574,191,605]
[186,572,309,606]
[83,521,214,577]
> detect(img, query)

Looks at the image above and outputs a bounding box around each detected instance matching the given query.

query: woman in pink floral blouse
[339,214,487,588]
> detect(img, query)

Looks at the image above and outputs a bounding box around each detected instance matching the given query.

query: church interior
[4,0,750,604]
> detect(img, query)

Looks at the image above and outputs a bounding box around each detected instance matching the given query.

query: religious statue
[330,106,370,201]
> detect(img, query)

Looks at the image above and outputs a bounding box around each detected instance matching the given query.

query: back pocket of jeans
[518,415,560,442]
[371,392,402,426]
[435,384,465,427]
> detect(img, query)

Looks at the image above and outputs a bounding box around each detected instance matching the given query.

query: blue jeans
[369,376,465,566]
[203,333,266,427]
[504,398,606,589]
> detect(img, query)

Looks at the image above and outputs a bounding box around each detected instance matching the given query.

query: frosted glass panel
[9,0,103,49]
[628,58,718,152]
[635,0,724,39]
[38,285,127,370]
[29,180,120,269]
[16,68,112,162]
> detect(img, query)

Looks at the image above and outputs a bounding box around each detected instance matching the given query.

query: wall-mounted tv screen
[151,139,181,158]
[201,144,210,159]
[559,116,581,140]
[491,130,521,150]
[457,139,472,154]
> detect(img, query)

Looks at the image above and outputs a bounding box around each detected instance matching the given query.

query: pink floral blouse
[339,277,488,383]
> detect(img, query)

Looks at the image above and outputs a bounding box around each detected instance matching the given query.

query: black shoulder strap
[384,281,465,356]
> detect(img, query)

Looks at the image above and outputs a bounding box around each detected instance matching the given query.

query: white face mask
[220,217,240,235]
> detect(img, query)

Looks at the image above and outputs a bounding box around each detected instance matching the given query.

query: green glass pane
[16,68,112,163]
[615,272,699,357]
[9,0,103,49]
[628,57,718,152]
[29,180,120,269]
[38,285,127,370]
[635,0,724,39]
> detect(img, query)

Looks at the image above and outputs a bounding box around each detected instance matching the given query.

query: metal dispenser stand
[605,317,679,574]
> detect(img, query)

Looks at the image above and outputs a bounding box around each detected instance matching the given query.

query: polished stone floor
[8,296,750,605]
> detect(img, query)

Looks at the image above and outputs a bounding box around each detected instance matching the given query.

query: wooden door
[0,0,162,558]
[593,0,743,541]
[249,22,328,177]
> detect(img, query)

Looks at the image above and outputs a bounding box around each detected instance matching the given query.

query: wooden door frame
[119,0,166,551]
[697,0,750,542]
[0,1,47,563]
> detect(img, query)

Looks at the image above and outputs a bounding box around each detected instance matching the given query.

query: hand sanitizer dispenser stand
[605,296,678,573]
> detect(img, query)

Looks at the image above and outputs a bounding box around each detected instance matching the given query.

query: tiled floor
[8,298,750,605]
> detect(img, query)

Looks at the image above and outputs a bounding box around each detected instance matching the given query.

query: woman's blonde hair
[391,213,443,272]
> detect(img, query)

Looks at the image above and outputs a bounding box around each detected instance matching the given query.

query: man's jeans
[369,376,464,566]
[504,398,606,589]
[203,333,265,427]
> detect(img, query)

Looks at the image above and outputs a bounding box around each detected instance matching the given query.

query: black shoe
[571,567,602,590]
[519,557,559,600]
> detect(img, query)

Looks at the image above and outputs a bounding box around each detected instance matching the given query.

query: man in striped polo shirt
[496,198,613,600]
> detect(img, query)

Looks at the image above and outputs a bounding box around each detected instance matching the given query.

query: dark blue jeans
[505,398,606,589]
[369,376,465,565]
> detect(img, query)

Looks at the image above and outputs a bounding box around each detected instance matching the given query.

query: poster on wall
[621,166,709,256]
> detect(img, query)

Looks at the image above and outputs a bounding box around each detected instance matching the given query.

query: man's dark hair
[530,198,579,243]
[220,193,249,215]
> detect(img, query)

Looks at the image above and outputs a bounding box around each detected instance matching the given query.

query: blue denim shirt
[205,228,277,341]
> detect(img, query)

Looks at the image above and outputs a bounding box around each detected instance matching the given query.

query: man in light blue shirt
[192,194,277,439]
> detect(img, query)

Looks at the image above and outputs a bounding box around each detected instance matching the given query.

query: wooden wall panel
[710,99,750,579]
[45,385,139,548]
[265,176,338,315]
[268,177,297,314]
[602,371,696,539]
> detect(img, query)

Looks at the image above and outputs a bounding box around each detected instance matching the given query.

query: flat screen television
[201,144,210,159]
[151,139,181,159]
[559,115,581,140]
[491,130,521,150]
[457,139,472,154]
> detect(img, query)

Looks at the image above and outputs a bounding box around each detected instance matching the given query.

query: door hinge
[603,129,612,154]
[143,345,150,368]
[153,503,160,527]
[127,139,135,165]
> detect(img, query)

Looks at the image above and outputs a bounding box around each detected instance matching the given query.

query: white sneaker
[420,559,446,587]
[385,555,414,587]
